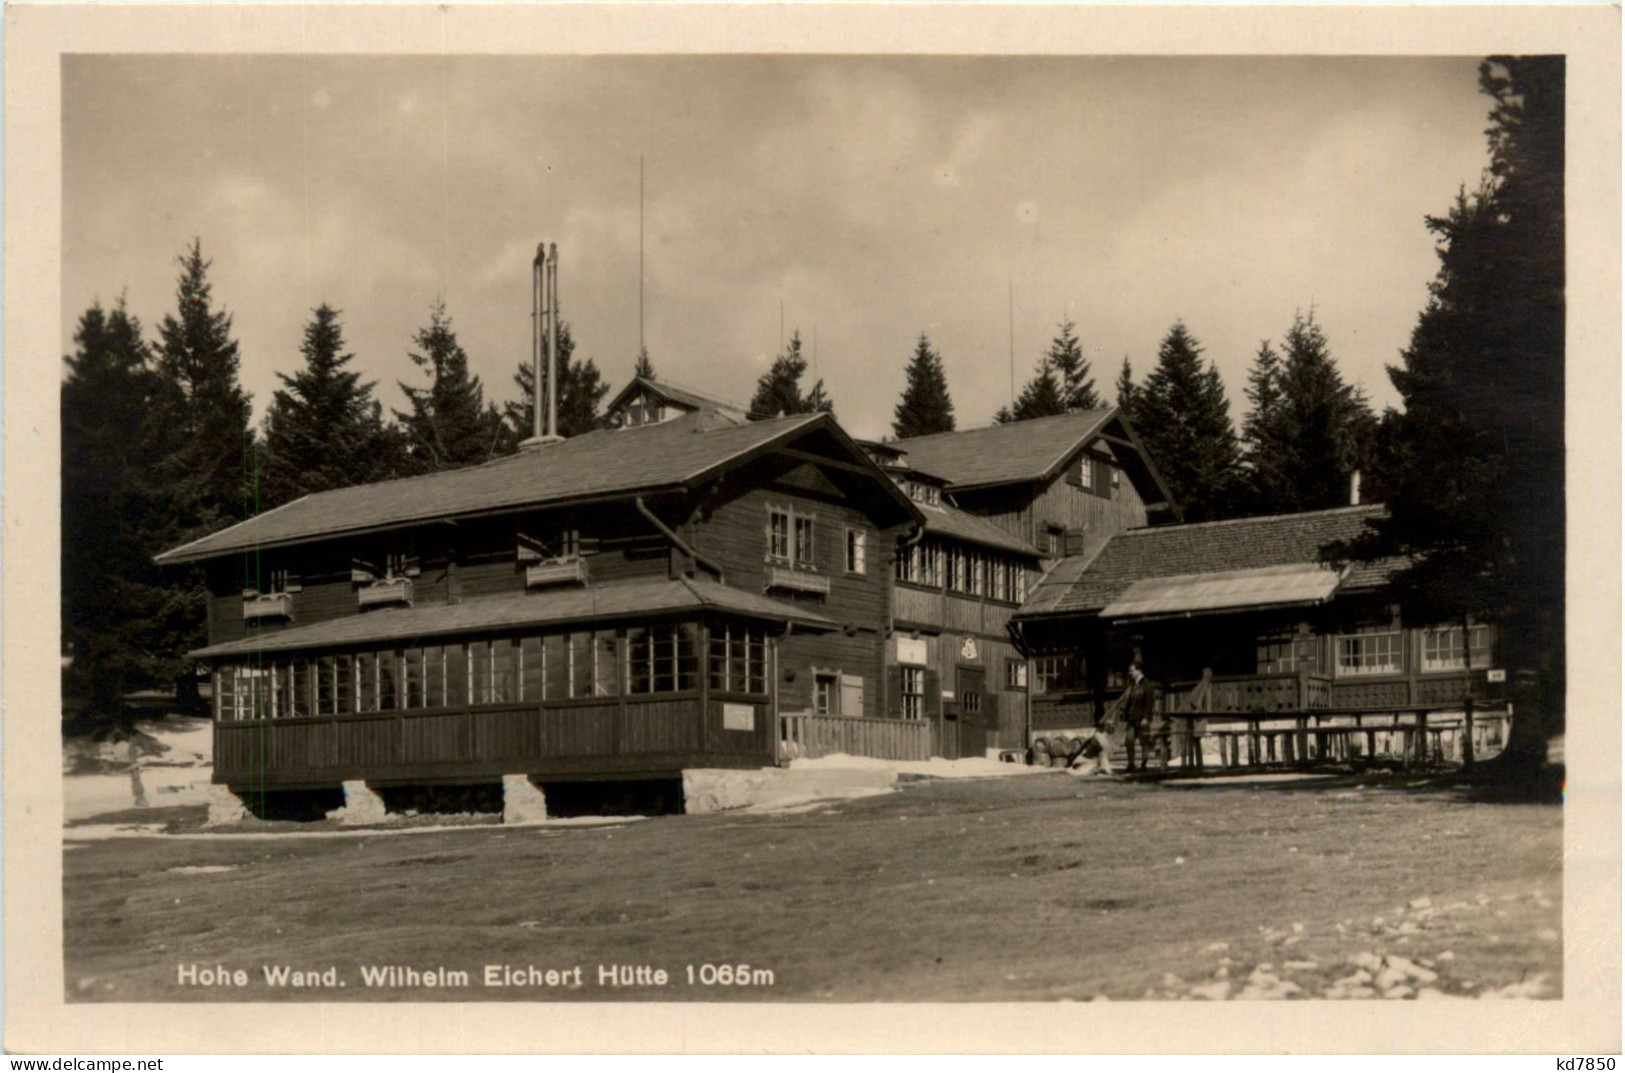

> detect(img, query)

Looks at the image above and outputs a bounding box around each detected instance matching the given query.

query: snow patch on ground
[64,717,215,822]
[790,753,1053,781]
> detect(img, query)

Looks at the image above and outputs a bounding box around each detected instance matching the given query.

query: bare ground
[63,772,1562,1002]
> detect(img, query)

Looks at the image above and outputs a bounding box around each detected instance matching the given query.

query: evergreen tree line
[894,311,1379,525]
[62,241,628,720]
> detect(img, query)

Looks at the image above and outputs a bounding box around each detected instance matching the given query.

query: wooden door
[956,666,988,758]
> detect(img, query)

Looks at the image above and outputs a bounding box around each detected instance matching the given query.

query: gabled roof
[891,409,1177,514]
[1014,504,1400,619]
[190,577,837,660]
[920,504,1041,557]
[604,376,751,423]
[892,410,1115,490]
[158,410,922,565]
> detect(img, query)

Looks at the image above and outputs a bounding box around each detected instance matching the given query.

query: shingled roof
[1014,504,1401,619]
[158,410,917,564]
[892,410,1115,490]
[190,576,836,659]
[920,504,1041,557]
[605,376,752,423]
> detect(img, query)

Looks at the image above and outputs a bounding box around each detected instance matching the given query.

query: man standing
[1121,661,1161,773]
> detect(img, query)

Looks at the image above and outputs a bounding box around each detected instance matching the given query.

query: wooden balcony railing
[357,576,414,610]
[242,592,293,622]
[526,557,588,590]
[781,712,930,761]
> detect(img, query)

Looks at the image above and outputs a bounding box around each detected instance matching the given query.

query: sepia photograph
[6,2,1619,1056]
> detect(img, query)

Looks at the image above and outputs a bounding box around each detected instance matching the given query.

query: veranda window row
[895,539,1026,602]
[214,622,764,721]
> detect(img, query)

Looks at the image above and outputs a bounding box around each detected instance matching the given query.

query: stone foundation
[327,780,388,825]
[204,784,249,827]
[502,774,549,824]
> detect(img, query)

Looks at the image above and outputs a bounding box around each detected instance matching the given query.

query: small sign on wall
[722,702,756,731]
[896,637,928,665]
[1486,669,1506,683]
[960,637,979,661]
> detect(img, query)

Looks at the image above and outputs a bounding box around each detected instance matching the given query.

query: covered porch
[194,577,835,791]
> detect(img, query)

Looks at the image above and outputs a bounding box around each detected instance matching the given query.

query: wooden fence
[780,712,931,762]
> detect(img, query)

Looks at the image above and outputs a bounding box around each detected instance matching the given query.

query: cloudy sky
[64,55,1493,442]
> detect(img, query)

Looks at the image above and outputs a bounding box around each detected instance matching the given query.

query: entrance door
[956,666,987,759]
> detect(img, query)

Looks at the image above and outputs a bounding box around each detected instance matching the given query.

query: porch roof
[1100,563,1343,622]
[190,576,836,660]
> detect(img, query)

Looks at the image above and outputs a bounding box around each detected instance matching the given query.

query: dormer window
[904,481,941,507]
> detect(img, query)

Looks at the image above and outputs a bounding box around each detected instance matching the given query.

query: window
[1004,659,1028,691]
[1045,526,1065,556]
[1014,566,1027,603]
[521,636,545,701]
[814,672,838,714]
[422,646,444,708]
[291,660,313,717]
[358,652,378,712]
[1420,622,1492,672]
[1033,656,1074,694]
[991,559,1007,602]
[901,667,925,721]
[1335,626,1403,677]
[1257,631,1311,674]
[794,516,816,567]
[905,481,941,507]
[768,506,818,569]
[492,638,518,702]
[845,529,867,574]
[768,509,791,561]
[627,625,697,694]
[967,551,984,596]
[1076,455,1094,490]
[709,623,767,694]
[471,640,492,703]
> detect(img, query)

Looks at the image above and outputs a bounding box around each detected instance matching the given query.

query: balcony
[242,592,293,623]
[525,557,588,590]
[765,564,831,595]
[357,576,414,610]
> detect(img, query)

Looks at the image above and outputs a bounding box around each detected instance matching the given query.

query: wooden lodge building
[1010,504,1509,764]
[158,406,926,817]
[859,411,1177,757]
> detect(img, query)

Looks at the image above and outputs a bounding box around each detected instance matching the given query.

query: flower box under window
[765,563,831,595]
[242,592,293,622]
[526,557,588,590]
[358,576,414,610]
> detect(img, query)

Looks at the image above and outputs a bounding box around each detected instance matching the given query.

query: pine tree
[396,301,506,472]
[260,305,401,508]
[1114,356,1140,423]
[502,322,610,443]
[1276,311,1377,512]
[1330,57,1564,791]
[994,358,1066,424]
[633,347,656,381]
[151,239,255,526]
[1133,321,1242,522]
[892,333,956,438]
[749,331,832,418]
[1240,339,1293,513]
[62,300,173,724]
[145,240,255,708]
[1047,319,1102,411]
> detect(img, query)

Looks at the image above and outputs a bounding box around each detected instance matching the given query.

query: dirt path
[63,773,1562,1002]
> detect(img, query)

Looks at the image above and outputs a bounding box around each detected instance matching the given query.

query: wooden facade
[877,412,1170,753]
[1010,506,1509,759]
[166,413,924,794]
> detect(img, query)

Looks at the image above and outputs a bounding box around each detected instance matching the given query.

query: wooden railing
[1165,671,1333,714]
[1168,706,1513,772]
[780,712,930,761]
